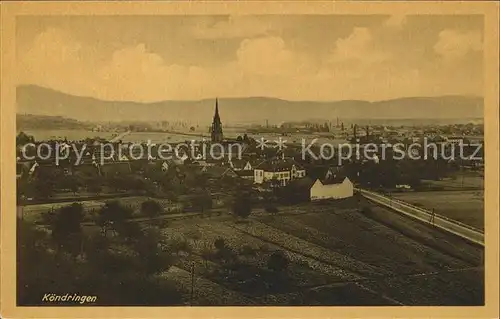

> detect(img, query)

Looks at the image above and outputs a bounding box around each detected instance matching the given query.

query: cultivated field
[122,132,208,143]
[391,190,484,230]
[22,128,351,147]
[23,129,117,141]
[421,171,484,191]
[156,200,484,306]
[21,129,209,144]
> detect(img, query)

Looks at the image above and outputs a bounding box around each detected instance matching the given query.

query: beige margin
[1,1,499,318]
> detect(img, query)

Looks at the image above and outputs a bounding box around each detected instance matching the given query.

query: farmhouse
[254,158,306,187]
[310,175,354,201]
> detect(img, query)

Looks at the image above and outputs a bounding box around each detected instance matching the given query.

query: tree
[267,251,289,272]
[232,193,253,219]
[86,176,103,196]
[33,178,55,200]
[128,177,148,195]
[97,201,133,237]
[134,228,174,274]
[213,238,237,264]
[192,191,212,213]
[140,199,163,225]
[239,245,256,257]
[116,221,144,243]
[214,238,226,251]
[168,237,192,256]
[16,131,35,146]
[17,217,183,306]
[50,203,85,256]
[59,175,80,195]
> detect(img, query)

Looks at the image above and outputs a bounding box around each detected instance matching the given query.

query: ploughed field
[159,200,484,306]
[391,190,484,230]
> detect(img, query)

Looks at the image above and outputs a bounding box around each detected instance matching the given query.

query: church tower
[211,98,224,143]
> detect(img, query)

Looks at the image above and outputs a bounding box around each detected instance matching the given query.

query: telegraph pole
[190,262,195,306]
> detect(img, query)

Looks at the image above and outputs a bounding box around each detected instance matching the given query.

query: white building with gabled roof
[310,175,354,201]
[254,157,306,187]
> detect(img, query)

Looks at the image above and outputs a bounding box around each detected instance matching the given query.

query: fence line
[358,189,483,233]
[356,188,484,246]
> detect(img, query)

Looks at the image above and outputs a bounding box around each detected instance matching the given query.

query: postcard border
[1,1,499,318]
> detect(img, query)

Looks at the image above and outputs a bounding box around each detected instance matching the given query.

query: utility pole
[190,262,195,306]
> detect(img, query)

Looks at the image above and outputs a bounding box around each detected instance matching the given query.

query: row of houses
[203,157,354,201]
[18,154,354,202]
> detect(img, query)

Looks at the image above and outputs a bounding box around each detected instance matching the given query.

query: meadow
[391,190,484,230]
[420,171,484,191]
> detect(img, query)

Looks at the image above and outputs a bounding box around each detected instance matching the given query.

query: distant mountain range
[16,85,484,125]
[16,114,92,131]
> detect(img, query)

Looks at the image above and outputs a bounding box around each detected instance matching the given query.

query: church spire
[214,97,220,122]
[211,98,223,143]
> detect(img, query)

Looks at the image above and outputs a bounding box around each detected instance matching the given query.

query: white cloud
[189,16,274,39]
[17,24,483,103]
[236,36,301,76]
[384,14,407,29]
[434,29,482,60]
[18,27,100,97]
[329,27,390,64]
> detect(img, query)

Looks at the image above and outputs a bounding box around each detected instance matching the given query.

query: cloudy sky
[16,15,483,102]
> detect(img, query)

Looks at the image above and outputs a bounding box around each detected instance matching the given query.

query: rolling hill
[16,85,483,124]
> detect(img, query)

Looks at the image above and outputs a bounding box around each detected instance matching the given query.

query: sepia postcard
[1,1,499,318]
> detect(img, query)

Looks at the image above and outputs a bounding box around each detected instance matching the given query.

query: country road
[357,188,484,247]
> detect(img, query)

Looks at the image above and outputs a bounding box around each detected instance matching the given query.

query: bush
[265,205,279,214]
[168,238,192,255]
[140,199,163,219]
[295,259,311,269]
[239,245,256,256]
[258,244,270,252]
[216,246,238,264]
[267,251,289,272]
[200,243,215,260]
[232,193,253,219]
[214,238,226,251]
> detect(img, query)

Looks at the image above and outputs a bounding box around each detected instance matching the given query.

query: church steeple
[211,98,223,143]
[214,98,221,122]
